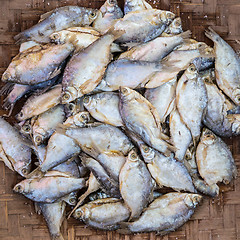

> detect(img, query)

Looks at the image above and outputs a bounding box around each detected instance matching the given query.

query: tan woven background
[0,0,240,239]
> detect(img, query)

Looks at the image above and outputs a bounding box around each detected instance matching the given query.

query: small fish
[196,128,237,186]
[119,31,191,61]
[36,201,66,240]
[73,198,130,230]
[61,28,123,104]
[96,59,179,91]
[118,193,202,234]
[139,144,195,192]
[161,17,183,36]
[13,171,86,203]
[14,6,99,43]
[31,105,65,145]
[119,87,175,156]
[82,92,123,126]
[205,27,240,105]
[2,44,73,85]
[16,84,62,121]
[93,0,123,34]
[145,78,177,123]
[169,109,192,161]
[114,9,175,46]
[63,111,91,128]
[0,117,32,177]
[176,64,208,146]
[119,149,154,220]
[124,0,152,14]
[81,153,121,198]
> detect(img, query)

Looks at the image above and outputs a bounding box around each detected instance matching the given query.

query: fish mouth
[1,72,11,82]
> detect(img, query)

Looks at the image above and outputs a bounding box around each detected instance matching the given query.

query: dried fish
[124,0,152,14]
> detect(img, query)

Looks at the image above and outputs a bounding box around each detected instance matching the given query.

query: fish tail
[117,222,131,234]
[193,178,219,197]
[26,167,45,179]
[205,27,220,42]
[180,30,192,39]
[0,83,14,96]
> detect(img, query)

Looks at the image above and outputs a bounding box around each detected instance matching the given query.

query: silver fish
[114,9,175,46]
[145,78,177,123]
[83,92,123,126]
[61,29,122,104]
[119,149,154,220]
[119,31,191,61]
[36,201,66,240]
[63,111,91,128]
[93,0,123,34]
[118,193,202,234]
[13,171,86,203]
[196,128,237,186]
[14,6,98,43]
[0,117,32,177]
[73,198,130,230]
[169,109,192,161]
[205,27,240,105]
[2,44,73,85]
[176,64,208,146]
[124,0,152,14]
[31,105,65,145]
[161,17,183,36]
[119,87,175,156]
[16,84,62,121]
[139,144,195,192]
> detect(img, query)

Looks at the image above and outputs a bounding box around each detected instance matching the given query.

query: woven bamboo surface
[0,0,240,239]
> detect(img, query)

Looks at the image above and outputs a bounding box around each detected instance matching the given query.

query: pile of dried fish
[0,0,239,239]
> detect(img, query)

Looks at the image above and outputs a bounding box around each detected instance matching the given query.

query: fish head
[228,114,240,135]
[74,111,91,126]
[1,67,16,83]
[16,107,30,121]
[167,17,183,34]
[61,87,78,104]
[139,144,155,163]
[14,160,32,177]
[85,9,99,25]
[83,95,95,109]
[232,88,240,105]
[20,120,32,135]
[185,63,198,80]
[100,0,121,15]
[119,86,135,101]
[50,31,68,44]
[128,149,139,161]
[73,206,89,220]
[33,134,44,146]
[201,128,217,145]
[201,69,215,84]
[159,11,175,25]
[64,102,77,117]
[184,194,203,208]
[13,180,29,194]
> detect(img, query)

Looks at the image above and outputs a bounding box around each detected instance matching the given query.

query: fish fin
[34,202,42,214]
[193,178,219,197]
[26,167,45,179]
[44,171,72,178]
[39,9,55,22]
[205,27,220,42]
[116,222,131,234]
[0,83,14,95]
[192,135,200,148]
[48,66,62,80]
[0,142,15,171]
[14,32,30,44]
[179,30,192,39]
[105,26,125,41]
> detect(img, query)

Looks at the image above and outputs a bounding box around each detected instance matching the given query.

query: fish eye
[35,135,42,144]
[75,210,82,218]
[130,152,137,160]
[2,72,11,81]
[189,65,196,72]
[121,87,128,94]
[22,125,30,132]
[204,77,210,83]
[68,103,75,111]
[236,95,240,103]
[185,153,191,160]
[15,185,23,193]
[80,113,88,121]
[83,96,90,104]
[108,0,115,4]
[90,12,96,18]
[167,12,174,19]
[69,198,76,205]
[18,111,24,118]
[62,93,71,101]
[143,146,150,153]
[21,168,28,175]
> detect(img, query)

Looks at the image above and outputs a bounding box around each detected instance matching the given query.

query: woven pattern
[0,0,240,239]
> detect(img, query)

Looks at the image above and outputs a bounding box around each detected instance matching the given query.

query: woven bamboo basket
[0,0,240,239]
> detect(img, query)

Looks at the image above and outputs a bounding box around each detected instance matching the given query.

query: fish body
[119,87,174,156]
[205,27,240,105]
[2,44,73,85]
[0,117,32,177]
[93,0,123,34]
[83,92,123,126]
[176,64,208,146]
[16,84,62,121]
[196,128,237,186]
[124,0,152,14]
[118,193,202,234]
[73,198,130,230]
[119,150,154,220]
[14,6,98,43]
[139,144,195,192]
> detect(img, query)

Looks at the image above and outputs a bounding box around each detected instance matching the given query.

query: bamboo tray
[0,0,240,239]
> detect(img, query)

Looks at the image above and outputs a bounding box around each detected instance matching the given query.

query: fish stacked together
[0,0,239,239]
